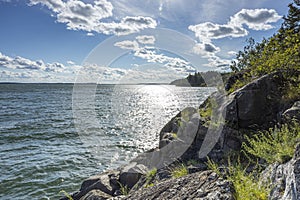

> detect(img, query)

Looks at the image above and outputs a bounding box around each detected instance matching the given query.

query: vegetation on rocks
[243,121,300,164]
[170,163,188,178]
[145,168,157,188]
[207,120,300,199]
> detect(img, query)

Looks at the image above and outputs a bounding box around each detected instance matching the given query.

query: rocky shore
[61,71,300,200]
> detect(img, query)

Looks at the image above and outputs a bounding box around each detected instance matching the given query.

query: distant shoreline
[0,82,170,85]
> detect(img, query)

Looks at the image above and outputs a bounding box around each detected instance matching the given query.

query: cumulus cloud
[0,52,65,72]
[29,0,157,35]
[193,42,220,55]
[188,8,281,69]
[114,40,139,51]
[189,22,248,41]
[189,8,281,42]
[0,70,34,79]
[29,0,65,12]
[136,35,156,44]
[133,48,195,73]
[96,16,157,36]
[230,9,282,30]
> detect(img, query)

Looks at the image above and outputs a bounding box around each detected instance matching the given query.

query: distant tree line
[170,71,231,87]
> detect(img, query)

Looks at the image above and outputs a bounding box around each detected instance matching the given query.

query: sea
[0,83,215,199]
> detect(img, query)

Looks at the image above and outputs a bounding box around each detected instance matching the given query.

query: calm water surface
[0,83,214,199]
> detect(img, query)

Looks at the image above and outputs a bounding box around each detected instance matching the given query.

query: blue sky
[0,0,292,83]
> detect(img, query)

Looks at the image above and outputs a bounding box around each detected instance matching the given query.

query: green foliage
[227,78,249,93]
[228,1,300,92]
[118,182,129,196]
[59,190,73,200]
[282,73,300,102]
[170,164,188,178]
[206,158,270,200]
[145,168,157,188]
[243,122,300,164]
[227,160,270,200]
[198,106,212,120]
[206,157,221,176]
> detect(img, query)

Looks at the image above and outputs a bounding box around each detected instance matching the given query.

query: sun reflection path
[73,28,227,170]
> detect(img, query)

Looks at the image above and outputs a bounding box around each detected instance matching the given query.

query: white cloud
[29,0,66,13]
[193,42,220,55]
[0,70,34,79]
[136,35,156,45]
[188,8,281,69]
[189,22,248,42]
[189,8,281,42]
[227,51,237,56]
[133,48,195,73]
[67,60,75,65]
[96,16,157,36]
[29,0,157,36]
[0,52,65,72]
[114,40,139,51]
[86,32,94,36]
[204,55,232,68]
[230,9,282,30]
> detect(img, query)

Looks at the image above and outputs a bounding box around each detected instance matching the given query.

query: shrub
[243,122,300,164]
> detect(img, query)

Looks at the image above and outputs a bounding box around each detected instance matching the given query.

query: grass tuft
[118,182,129,196]
[170,163,188,178]
[145,168,157,188]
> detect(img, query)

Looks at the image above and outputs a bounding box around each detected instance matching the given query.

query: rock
[282,101,300,122]
[228,72,284,129]
[261,143,300,200]
[67,170,120,200]
[159,132,176,149]
[80,190,112,200]
[111,170,235,200]
[80,170,120,195]
[119,162,148,189]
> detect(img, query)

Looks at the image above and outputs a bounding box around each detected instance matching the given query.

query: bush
[243,122,300,164]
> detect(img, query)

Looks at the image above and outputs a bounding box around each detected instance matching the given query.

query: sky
[0,0,292,83]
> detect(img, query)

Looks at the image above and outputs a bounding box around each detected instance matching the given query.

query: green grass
[170,164,188,178]
[243,122,300,164]
[145,168,157,188]
[206,122,300,199]
[118,182,129,195]
[206,158,270,200]
[227,162,270,200]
